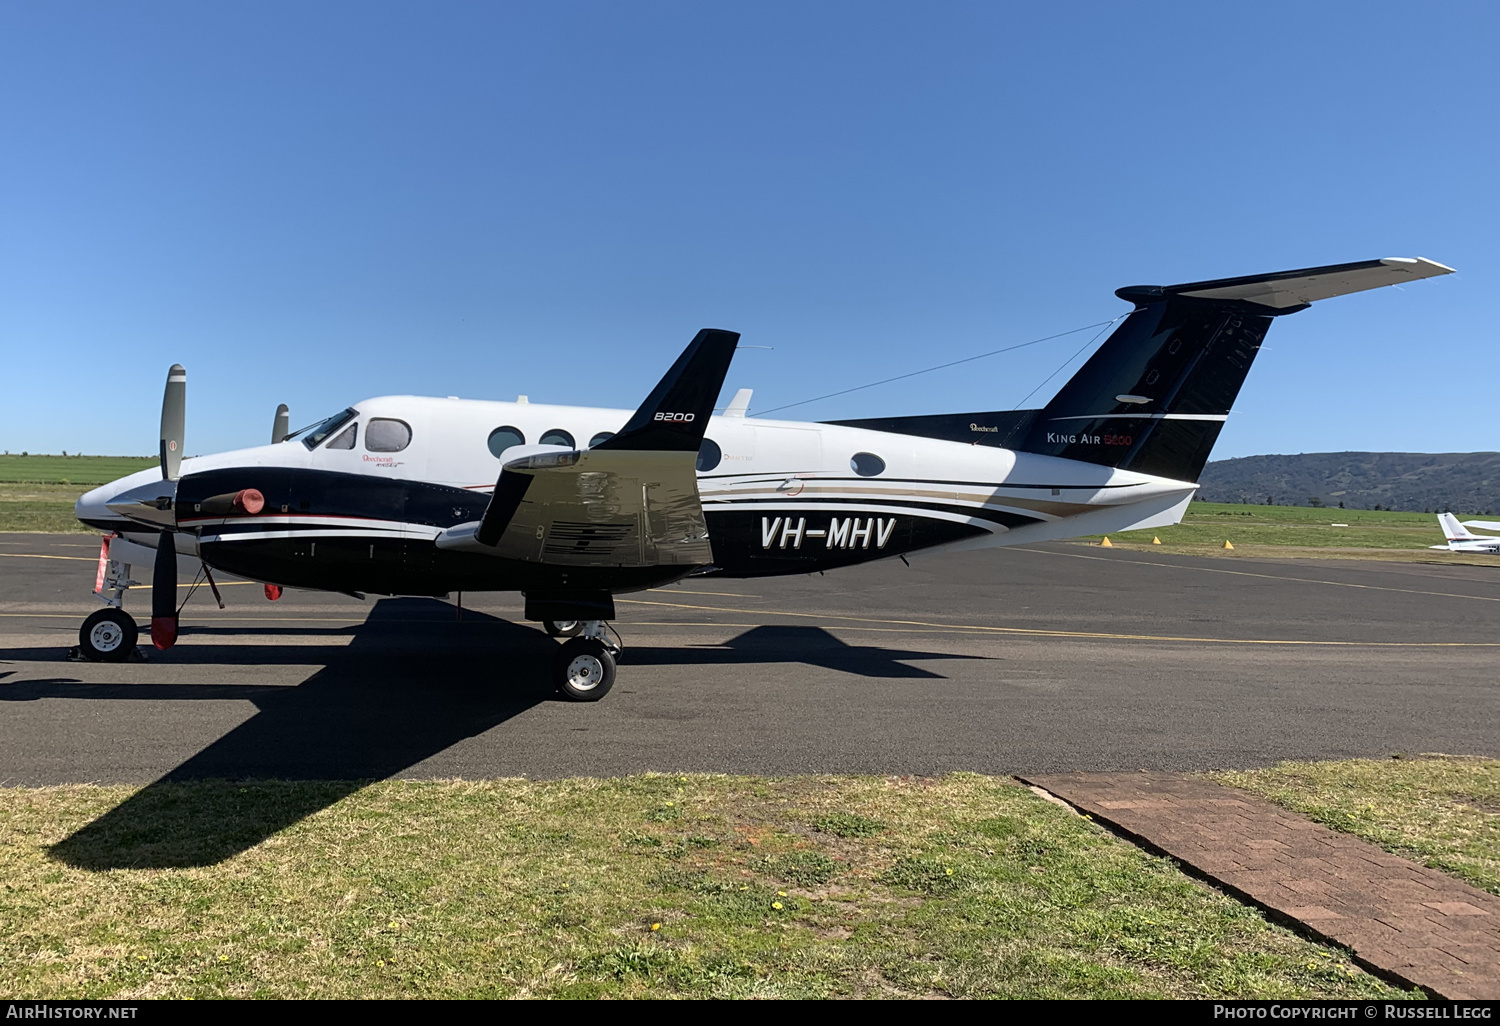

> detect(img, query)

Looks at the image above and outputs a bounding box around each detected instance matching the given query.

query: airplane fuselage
[78,394,1195,597]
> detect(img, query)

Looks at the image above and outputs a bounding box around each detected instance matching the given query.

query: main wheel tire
[544,619,584,638]
[79,608,139,663]
[554,637,616,701]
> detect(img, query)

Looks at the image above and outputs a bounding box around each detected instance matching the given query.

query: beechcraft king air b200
[74,257,1453,699]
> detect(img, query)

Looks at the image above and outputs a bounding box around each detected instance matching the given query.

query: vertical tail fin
[1439,513,1475,541]
[829,258,1452,481]
[1021,258,1453,481]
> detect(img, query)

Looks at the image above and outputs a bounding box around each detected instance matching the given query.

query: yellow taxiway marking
[0,552,96,562]
[616,597,1500,647]
[1013,547,1500,604]
[648,588,752,598]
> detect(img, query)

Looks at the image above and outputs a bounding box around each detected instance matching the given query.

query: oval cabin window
[487,426,525,457]
[540,428,575,448]
[365,419,412,453]
[588,431,615,448]
[696,438,722,473]
[850,452,885,477]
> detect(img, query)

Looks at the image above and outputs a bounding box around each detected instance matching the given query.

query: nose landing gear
[552,620,620,701]
[78,607,139,663]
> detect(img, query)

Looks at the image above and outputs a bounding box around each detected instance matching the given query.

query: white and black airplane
[74,257,1453,698]
[1432,513,1500,554]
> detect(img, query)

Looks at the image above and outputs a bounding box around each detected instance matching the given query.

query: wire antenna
[752,317,1118,418]
[1012,314,1127,409]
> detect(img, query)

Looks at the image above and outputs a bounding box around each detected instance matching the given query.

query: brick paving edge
[1012,774,1436,999]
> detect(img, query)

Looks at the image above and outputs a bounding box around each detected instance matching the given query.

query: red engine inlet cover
[234,488,266,515]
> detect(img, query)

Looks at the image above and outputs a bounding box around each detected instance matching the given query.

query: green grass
[1094,501,1500,562]
[0,454,156,486]
[0,456,156,534]
[0,484,98,533]
[0,774,1413,999]
[1211,757,1500,898]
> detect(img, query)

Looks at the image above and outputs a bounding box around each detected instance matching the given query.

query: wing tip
[1380,256,1456,276]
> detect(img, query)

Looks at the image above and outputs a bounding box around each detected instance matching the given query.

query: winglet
[595,329,740,452]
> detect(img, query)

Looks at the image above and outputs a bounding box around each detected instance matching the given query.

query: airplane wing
[436,328,738,568]
[1462,520,1500,533]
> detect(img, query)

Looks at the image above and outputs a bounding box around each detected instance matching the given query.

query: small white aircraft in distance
[75,257,1453,699]
[1432,513,1500,554]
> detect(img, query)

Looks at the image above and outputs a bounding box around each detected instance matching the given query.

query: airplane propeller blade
[150,532,179,650]
[272,404,290,444]
[160,364,186,482]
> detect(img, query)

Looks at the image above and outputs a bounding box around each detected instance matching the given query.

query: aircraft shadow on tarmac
[0,600,978,869]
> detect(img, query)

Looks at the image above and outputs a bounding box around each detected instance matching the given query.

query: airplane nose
[77,476,179,530]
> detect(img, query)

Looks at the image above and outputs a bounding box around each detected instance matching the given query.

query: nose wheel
[550,620,620,701]
[544,619,584,637]
[77,608,140,662]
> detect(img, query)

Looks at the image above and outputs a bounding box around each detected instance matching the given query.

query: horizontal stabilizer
[1119,257,1453,313]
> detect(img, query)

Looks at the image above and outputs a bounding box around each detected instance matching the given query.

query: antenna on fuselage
[272,404,290,444]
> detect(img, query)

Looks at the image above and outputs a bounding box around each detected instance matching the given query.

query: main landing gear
[551,621,620,701]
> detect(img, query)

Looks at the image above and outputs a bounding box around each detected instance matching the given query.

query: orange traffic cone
[1223,540,1234,550]
[1152,536,1161,545]
[1100,536,1113,547]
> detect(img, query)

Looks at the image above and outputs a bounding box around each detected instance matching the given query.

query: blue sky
[1,1,1493,458]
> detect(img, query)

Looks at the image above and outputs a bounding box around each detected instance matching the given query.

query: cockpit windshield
[287,408,358,450]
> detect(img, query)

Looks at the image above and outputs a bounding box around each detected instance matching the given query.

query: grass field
[0,454,156,486]
[1211,756,1500,898]
[0,774,1411,1000]
[0,455,157,534]
[1095,502,1500,563]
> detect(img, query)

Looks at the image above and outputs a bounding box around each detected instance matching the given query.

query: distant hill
[1197,452,1500,514]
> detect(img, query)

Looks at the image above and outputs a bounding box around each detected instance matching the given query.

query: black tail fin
[831,258,1452,482]
[1015,293,1273,481]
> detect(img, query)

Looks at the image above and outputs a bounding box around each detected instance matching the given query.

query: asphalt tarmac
[3,532,1498,788]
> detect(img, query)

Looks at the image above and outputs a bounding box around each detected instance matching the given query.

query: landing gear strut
[74,545,143,662]
[552,621,619,701]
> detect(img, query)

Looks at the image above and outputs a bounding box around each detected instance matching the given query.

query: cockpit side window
[326,423,358,450]
[295,409,358,450]
[366,418,413,453]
